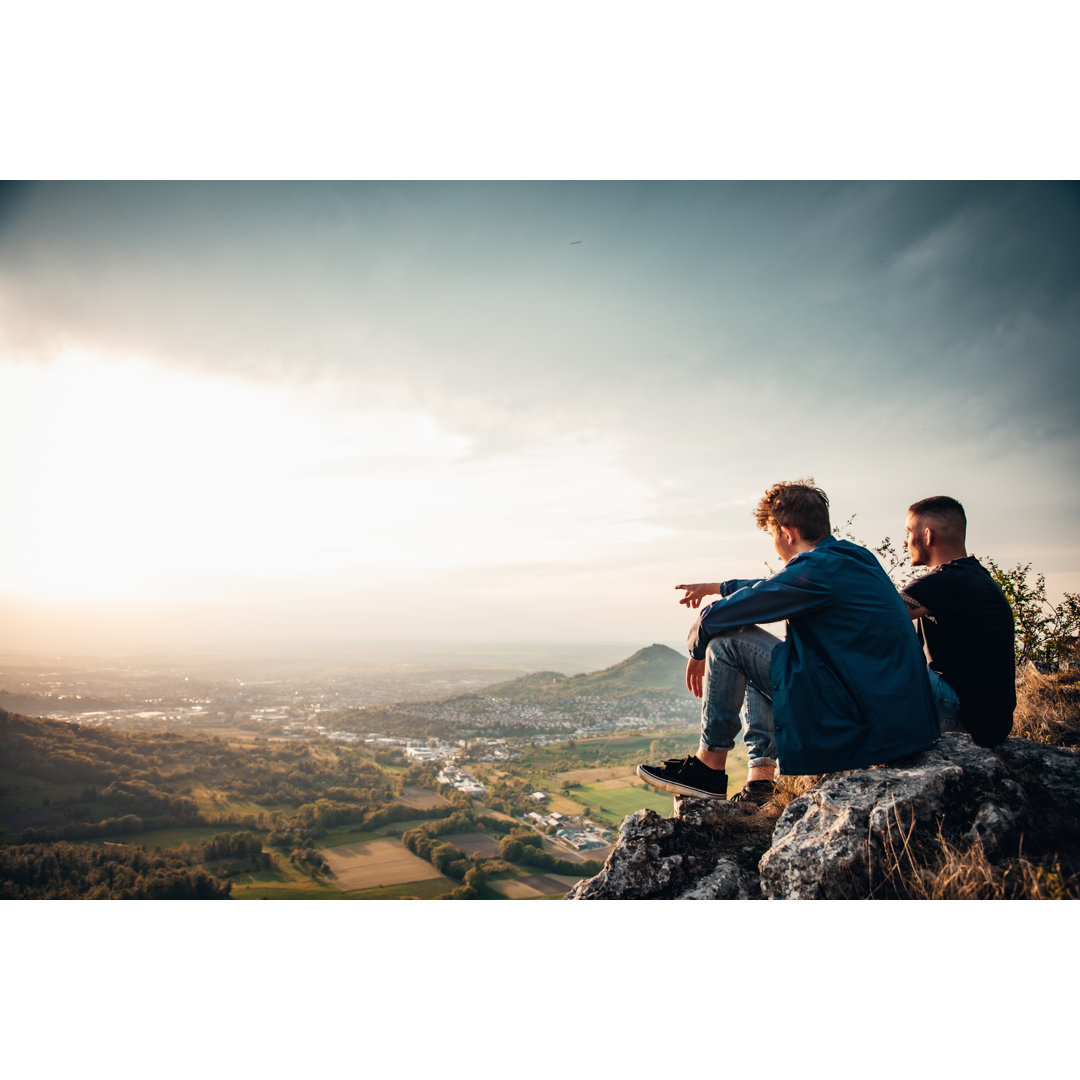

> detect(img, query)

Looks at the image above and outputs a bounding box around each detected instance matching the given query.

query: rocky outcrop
[565,795,767,900]
[565,734,1080,900]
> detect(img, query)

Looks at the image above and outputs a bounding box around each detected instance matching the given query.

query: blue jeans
[927,666,962,732]
[701,625,782,769]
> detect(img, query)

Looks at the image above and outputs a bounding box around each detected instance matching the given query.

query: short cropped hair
[908,495,967,540]
[754,478,831,542]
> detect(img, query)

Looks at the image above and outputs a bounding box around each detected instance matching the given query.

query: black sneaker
[729,780,776,806]
[637,756,728,800]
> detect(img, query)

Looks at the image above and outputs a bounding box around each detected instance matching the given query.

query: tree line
[0,842,231,900]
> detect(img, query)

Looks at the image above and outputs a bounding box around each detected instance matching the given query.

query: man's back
[902,556,1015,746]
[771,537,939,773]
[691,536,939,774]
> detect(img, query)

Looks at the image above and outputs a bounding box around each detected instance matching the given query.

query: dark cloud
[1,181,1076,448]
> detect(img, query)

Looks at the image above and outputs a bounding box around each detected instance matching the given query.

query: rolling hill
[453,643,688,702]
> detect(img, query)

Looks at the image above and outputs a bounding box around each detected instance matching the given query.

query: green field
[188,784,296,816]
[230,864,455,900]
[86,824,229,848]
[573,783,678,823]
[314,825,384,848]
[565,746,750,825]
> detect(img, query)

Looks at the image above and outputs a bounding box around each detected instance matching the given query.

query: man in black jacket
[900,495,1016,747]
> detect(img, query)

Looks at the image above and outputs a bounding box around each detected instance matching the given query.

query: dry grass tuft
[761,665,1080,896]
[769,774,822,812]
[1012,666,1080,747]
[872,811,1079,900]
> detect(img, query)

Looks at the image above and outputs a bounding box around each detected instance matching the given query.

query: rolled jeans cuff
[746,755,777,770]
[701,738,735,754]
[700,746,778,770]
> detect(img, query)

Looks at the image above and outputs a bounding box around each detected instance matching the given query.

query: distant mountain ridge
[453,643,687,702]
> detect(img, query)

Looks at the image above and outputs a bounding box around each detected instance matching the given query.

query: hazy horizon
[0,638,661,679]
[3,181,1078,656]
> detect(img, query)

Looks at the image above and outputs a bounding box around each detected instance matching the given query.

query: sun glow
[2,350,668,608]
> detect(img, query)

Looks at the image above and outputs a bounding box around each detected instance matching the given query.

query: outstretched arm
[676,583,724,609]
[676,579,763,608]
[687,562,832,659]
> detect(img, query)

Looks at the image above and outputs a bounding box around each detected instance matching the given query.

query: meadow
[526,739,751,827]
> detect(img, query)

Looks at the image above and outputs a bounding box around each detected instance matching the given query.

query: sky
[1,180,1078,655]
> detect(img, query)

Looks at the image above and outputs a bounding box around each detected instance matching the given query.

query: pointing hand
[676,583,717,609]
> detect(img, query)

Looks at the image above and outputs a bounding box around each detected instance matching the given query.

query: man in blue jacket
[638,479,939,804]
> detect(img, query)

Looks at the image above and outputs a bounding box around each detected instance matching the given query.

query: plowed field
[321,839,446,891]
[489,873,582,899]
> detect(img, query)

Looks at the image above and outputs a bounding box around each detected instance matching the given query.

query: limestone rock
[679,858,759,900]
[564,799,758,900]
[565,734,1080,900]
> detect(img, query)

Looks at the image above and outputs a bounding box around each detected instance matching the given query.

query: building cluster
[362,735,463,761]
[524,793,614,851]
[358,736,487,794]
[385,691,695,740]
[404,740,459,763]
[464,737,520,761]
[525,807,613,851]
[5,659,501,734]
[9,657,696,756]
[555,822,613,851]
[437,764,486,795]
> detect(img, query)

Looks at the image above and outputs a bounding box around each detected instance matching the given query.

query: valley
[0,644,748,900]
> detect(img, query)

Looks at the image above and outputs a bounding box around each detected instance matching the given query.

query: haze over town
[2,181,1077,658]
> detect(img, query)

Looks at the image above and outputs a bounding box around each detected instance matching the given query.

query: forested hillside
[0,707,429,897]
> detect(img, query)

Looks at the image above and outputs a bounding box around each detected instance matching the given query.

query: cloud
[2,182,1076,438]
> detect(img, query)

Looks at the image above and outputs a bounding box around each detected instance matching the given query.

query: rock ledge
[565,735,1080,900]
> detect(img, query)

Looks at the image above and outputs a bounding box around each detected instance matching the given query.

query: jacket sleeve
[687,561,832,659]
[717,578,764,597]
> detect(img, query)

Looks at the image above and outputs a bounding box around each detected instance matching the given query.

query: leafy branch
[978,557,1080,667]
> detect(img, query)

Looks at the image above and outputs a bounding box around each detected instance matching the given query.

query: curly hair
[753,478,831,542]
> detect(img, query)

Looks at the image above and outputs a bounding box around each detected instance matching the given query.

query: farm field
[488,873,581,899]
[574,780,676,823]
[550,745,750,826]
[321,838,446,891]
[227,856,345,898]
[315,825,383,848]
[553,764,629,787]
[398,786,451,810]
[440,832,500,857]
[188,784,277,816]
[89,824,229,848]
[231,868,453,900]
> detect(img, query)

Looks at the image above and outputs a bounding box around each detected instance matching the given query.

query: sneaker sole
[636,764,727,800]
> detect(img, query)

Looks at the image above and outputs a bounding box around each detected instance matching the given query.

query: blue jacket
[688,536,939,775]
